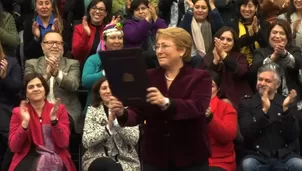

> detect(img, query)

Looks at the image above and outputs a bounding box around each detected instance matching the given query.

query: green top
[0,12,20,56]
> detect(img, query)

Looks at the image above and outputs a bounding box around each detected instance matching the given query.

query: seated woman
[230,0,268,66]
[23,0,70,59]
[201,26,252,109]
[123,0,167,68]
[82,22,124,113]
[82,77,140,171]
[180,0,223,57]
[206,71,237,171]
[72,0,111,66]
[250,19,302,100]
[0,1,20,57]
[8,72,76,171]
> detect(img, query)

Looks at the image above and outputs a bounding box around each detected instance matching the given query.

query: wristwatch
[51,118,59,126]
[161,98,171,110]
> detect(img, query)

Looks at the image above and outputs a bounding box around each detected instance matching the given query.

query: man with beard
[238,63,302,171]
[24,30,82,132]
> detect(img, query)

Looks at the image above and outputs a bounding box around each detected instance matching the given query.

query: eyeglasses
[91,6,106,13]
[154,44,175,51]
[43,41,64,47]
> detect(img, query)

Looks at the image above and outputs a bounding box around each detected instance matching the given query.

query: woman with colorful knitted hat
[81,18,124,115]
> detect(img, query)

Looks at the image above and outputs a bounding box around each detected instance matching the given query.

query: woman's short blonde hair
[156,27,192,62]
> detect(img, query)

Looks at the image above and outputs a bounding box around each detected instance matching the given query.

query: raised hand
[214,38,227,59]
[212,48,221,65]
[51,18,60,32]
[50,98,61,120]
[126,0,131,9]
[110,15,121,25]
[32,21,41,39]
[46,56,59,76]
[261,88,270,113]
[274,41,287,56]
[185,0,194,8]
[109,96,125,117]
[283,89,297,112]
[20,100,30,129]
[148,3,158,21]
[252,16,259,34]
[82,16,91,36]
[146,87,166,108]
[0,58,8,79]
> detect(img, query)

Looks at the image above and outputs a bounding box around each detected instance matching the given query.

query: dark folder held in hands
[99,48,148,106]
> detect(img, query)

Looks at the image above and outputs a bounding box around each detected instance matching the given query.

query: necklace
[165,75,174,81]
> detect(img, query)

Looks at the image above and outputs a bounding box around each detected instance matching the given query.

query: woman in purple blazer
[123,0,167,68]
[109,27,212,170]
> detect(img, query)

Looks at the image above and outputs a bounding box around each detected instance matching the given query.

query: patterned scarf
[27,101,64,171]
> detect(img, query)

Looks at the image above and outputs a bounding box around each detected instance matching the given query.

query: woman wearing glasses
[72,0,111,67]
[110,27,212,170]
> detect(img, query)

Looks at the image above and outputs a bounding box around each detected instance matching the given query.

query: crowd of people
[1,0,302,171]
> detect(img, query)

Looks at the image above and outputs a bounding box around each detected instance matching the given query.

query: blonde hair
[156,27,192,62]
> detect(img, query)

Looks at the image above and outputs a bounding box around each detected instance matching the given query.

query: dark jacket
[238,93,301,161]
[23,14,72,60]
[179,8,223,41]
[118,65,212,168]
[250,46,302,99]
[201,52,253,109]
[0,56,22,134]
[158,0,185,26]
[228,17,269,51]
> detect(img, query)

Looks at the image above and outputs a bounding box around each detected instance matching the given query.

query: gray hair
[257,63,282,86]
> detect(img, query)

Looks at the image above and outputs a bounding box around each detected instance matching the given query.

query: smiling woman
[8,72,76,171]
[109,27,212,171]
[23,0,71,59]
[201,26,252,109]
[251,19,302,101]
[72,0,111,66]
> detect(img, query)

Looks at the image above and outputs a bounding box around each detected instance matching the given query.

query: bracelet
[51,118,59,126]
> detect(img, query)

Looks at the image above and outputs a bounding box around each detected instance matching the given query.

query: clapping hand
[46,56,59,77]
[50,98,61,120]
[32,21,40,39]
[274,41,287,56]
[20,100,30,128]
[212,48,221,65]
[51,18,60,32]
[260,88,271,113]
[283,90,297,112]
[82,16,91,36]
[0,58,8,79]
[214,38,227,59]
[252,16,259,34]
[148,3,158,21]
[109,96,125,117]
